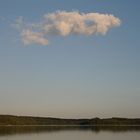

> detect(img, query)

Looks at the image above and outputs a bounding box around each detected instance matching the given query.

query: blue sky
[0,0,140,118]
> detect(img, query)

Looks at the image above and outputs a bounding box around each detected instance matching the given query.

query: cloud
[43,11,121,35]
[12,16,24,30]
[15,11,121,46]
[21,30,49,45]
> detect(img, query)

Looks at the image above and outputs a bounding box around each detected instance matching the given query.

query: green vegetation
[0,115,140,125]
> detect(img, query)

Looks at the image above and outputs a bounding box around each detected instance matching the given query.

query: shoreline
[1,125,140,126]
[1,115,140,126]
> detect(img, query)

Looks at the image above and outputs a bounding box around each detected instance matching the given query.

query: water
[0,126,140,140]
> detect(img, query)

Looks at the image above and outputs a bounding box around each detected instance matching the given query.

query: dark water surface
[0,126,140,140]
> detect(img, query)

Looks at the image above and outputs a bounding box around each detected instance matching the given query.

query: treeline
[0,115,140,125]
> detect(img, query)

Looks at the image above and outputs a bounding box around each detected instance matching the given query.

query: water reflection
[0,125,140,136]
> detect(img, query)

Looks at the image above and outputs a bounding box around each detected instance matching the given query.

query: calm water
[0,126,140,140]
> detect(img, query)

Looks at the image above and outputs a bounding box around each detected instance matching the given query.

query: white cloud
[43,11,121,36]
[16,11,121,46]
[21,30,49,45]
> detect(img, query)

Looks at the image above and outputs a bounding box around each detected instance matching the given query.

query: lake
[0,126,140,140]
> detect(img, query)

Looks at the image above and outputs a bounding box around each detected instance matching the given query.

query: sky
[0,0,140,118]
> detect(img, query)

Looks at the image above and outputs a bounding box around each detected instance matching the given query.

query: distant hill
[0,115,140,125]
